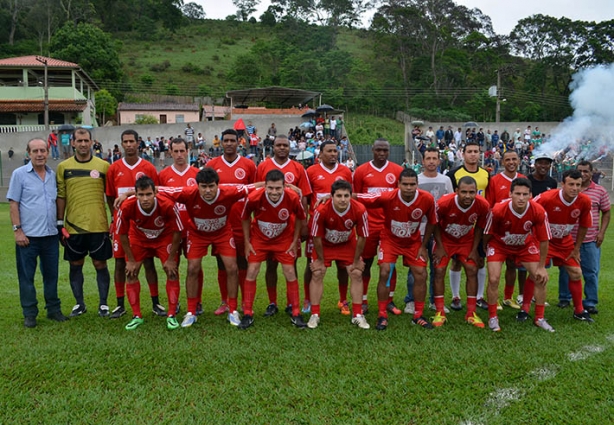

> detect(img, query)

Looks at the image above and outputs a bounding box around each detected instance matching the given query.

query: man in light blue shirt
[7,138,68,328]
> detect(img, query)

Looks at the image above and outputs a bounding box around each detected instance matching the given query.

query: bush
[141,74,154,86]
[149,60,171,72]
[135,114,158,124]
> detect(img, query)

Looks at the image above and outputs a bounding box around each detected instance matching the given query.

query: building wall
[119,110,200,125]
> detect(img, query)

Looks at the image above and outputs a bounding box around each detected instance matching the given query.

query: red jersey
[485,172,526,207]
[255,158,312,198]
[484,199,551,248]
[163,185,249,236]
[353,160,404,229]
[311,198,369,247]
[106,157,159,198]
[159,165,199,230]
[437,193,490,246]
[306,162,353,211]
[116,195,182,244]
[241,187,306,246]
[534,189,592,247]
[357,189,437,245]
[207,155,257,238]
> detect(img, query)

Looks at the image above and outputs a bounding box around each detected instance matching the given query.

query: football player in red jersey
[207,129,257,315]
[352,138,404,315]
[433,176,490,328]
[483,178,551,332]
[255,135,312,317]
[357,168,440,331]
[307,180,369,329]
[116,176,182,330]
[159,138,203,316]
[305,141,353,315]
[533,170,594,323]
[106,129,163,319]
[240,169,308,329]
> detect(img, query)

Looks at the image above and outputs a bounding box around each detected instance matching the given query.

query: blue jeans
[558,242,600,307]
[50,145,59,159]
[15,235,61,317]
[404,238,435,304]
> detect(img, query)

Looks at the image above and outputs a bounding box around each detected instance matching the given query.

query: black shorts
[64,232,113,262]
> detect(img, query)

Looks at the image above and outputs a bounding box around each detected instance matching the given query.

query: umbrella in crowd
[411,120,424,126]
[464,121,479,127]
[58,124,75,132]
[299,122,313,129]
[301,109,317,118]
[233,118,246,131]
[316,104,334,113]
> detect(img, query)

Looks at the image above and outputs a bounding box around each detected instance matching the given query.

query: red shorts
[312,242,356,268]
[378,238,427,268]
[248,247,296,265]
[362,230,382,259]
[547,243,580,268]
[486,240,540,264]
[435,241,475,269]
[186,228,236,260]
[130,238,178,263]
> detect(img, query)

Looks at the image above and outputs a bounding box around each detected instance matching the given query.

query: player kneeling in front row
[116,176,182,330]
[308,180,369,329]
[240,169,308,329]
[432,176,490,328]
[483,178,553,332]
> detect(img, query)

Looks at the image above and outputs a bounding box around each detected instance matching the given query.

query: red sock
[504,283,514,300]
[466,296,477,316]
[218,269,228,302]
[569,279,584,314]
[378,301,388,318]
[535,304,545,320]
[338,283,348,304]
[114,281,125,298]
[243,279,256,316]
[488,303,498,319]
[187,297,198,315]
[166,279,180,317]
[303,281,310,302]
[413,301,425,319]
[267,285,278,305]
[197,268,204,303]
[388,269,397,303]
[126,283,141,317]
[238,269,247,298]
[362,275,370,302]
[148,282,159,297]
[228,297,238,312]
[352,303,362,317]
[523,278,535,313]
[287,280,299,316]
[434,295,445,314]
[311,304,320,315]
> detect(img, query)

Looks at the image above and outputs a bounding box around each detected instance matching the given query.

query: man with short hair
[307,180,368,329]
[57,128,113,318]
[8,138,68,328]
[241,169,307,329]
[48,129,59,160]
[106,129,162,319]
[184,123,195,147]
[116,176,182,330]
[483,178,551,332]
[558,161,610,315]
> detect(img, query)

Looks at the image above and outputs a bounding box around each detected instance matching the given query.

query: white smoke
[536,64,614,164]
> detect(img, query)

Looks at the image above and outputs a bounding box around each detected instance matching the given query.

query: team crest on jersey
[90,170,100,179]
[523,221,533,232]
[187,178,196,186]
[279,208,290,220]
[344,219,354,229]
[235,168,246,180]
[214,205,226,215]
[571,209,581,219]
[468,213,478,224]
[136,172,145,180]
[528,245,539,255]
[154,217,165,227]
[284,173,295,184]
[411,209,423,220]
[385,173,396,184]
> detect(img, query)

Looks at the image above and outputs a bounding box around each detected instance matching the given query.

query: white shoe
[488,316,501,332]
[534,318,555,332]
[516,294,524,306]
[307,314,320,329]
[404,301,415,314]
[181,312,197,328]
[351,314,370,329]
[428,302,450,314]
[228,310,240,326]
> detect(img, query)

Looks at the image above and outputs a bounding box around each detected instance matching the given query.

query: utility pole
[496,68,501,123]
[35,56,49,131]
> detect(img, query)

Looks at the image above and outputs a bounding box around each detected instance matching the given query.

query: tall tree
[232,0,260,21]
[182,2,205,20]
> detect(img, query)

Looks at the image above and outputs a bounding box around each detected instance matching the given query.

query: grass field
[1,202,613,424]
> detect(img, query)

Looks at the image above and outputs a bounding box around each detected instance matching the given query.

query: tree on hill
[233,0,260,21]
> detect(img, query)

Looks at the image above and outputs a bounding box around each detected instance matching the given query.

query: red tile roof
[0,55,79,68]
[0,99,87,113]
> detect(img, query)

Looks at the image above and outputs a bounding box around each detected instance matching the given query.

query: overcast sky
[199,0,614,35]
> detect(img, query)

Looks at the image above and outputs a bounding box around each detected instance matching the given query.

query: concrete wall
[118,110,200,125]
